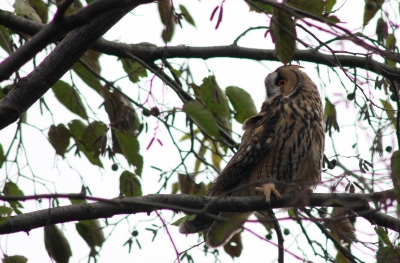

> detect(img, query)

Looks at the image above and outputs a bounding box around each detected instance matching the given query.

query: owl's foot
[255,183,282,202]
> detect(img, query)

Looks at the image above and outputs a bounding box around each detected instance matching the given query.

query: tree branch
[1,10,400,81]
[0,6,135,129]
[0,190,397,235]
[0,0,155,81]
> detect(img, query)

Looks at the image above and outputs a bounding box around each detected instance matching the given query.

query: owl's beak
[264,72,280,102]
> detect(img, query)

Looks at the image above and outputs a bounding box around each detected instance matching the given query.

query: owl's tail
[179,214,215,234]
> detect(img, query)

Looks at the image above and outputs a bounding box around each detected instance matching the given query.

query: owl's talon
[255,183,282,202]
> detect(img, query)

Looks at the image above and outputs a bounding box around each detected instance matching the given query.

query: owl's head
[264,65,317,103]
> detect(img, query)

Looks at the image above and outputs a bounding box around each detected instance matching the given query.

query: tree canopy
[0,0,400,262]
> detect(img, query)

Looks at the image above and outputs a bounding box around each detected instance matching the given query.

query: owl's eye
[278,79,287,86]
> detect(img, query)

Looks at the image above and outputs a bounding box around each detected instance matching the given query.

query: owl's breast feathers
[208,89,324,197]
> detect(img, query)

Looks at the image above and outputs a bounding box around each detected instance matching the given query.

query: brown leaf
[223,232,243,258]
[48,124,71,158]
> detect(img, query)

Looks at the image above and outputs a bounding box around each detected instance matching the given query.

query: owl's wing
[207,109,278,197]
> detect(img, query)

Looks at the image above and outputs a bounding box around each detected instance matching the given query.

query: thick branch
[0,7,133,130]
[0,190,397,235]
[1,10,399,81]
[0,0,154,81]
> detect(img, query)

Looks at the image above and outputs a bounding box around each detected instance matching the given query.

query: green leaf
[226,86,258,124]
[114,131,143,176]
[44,224,72,263]
[363,0,384,26]
[68,120,103,167]
[325,0,337,13]
[48,124,71,158]
[52,80,88,119]
[76,219,105,249]
[179,5,195,27]
[183,101,220,139]
[0,206,13,225]
[80,121,108,152]
[324,98,339,136]
[390,150,400,215]
[121,58,148,83]
[270,8,296,64]
[0,143,4,165]
[374,226,392,246]
[376,246,400,263]
[13,0,42,22]
[3,181,24,215]
[287,0,325,17]
[158,0,171,25]
[199,76,231,134]
[3,255,28,263]
[72,51,103,94]
[0,25,12,54]
[246,0,273,14]
[287,0,339,23]
[171,216,188,226]
[376,18,388,44]
[119,171,142,197]
[380,99,397,129]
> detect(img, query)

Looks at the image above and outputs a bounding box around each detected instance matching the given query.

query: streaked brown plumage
[179,66,325,247]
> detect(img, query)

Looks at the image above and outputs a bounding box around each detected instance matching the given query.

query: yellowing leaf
[380,99,397,130]
[0,25,12,54]
[48,124,71,158]
[0,206,13,225]
[13,0,42,22]
[183,101,220,139]
[194,138,207,173]
[374,226,392,246]
[226,86,257,124]
[52,80,88,119]
[211,143,222,171]
[44,224,72,263]
[119,171,142,197]
[28,0,48,23]
[114,131,143,176]
[363,0,384,26]
[179,5,195,26]
[270,8,296,64]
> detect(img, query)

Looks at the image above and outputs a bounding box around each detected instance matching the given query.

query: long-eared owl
[180,66,325,248]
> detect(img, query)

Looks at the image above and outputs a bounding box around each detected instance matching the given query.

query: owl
[179,66,325,248]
